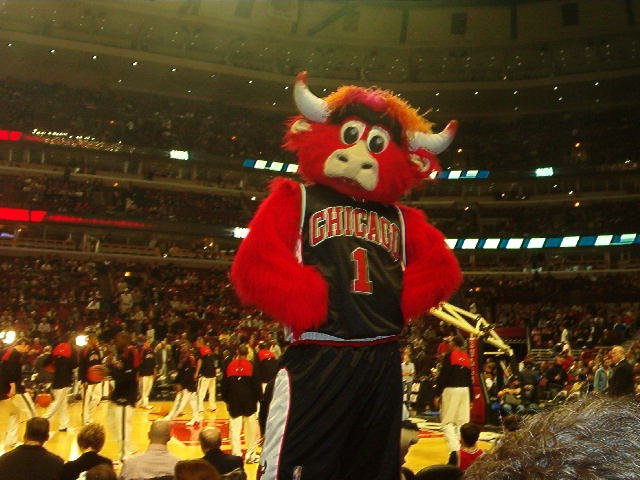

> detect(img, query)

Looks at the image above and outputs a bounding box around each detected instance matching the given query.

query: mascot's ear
[409,150,441,179]
[409,153,431,173]
[290,119,312,134]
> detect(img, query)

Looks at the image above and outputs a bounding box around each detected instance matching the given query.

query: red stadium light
[0,208,46,222]
[0,130,23,141]
[46,214,149,229]
[0,207,148,229]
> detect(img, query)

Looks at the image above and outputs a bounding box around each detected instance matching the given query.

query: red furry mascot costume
[231,72,462,480]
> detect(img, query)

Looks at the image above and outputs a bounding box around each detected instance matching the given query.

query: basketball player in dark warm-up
[0,337,35,449]
[79,333,103,425]
[106,332,139,460]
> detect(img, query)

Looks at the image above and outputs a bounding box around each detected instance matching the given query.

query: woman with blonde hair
[61,423,112,480]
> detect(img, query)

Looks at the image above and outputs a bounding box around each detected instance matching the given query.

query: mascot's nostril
[362,163,373,170]
[337,154,349,163]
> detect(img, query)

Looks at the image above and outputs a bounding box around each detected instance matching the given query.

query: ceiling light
[553,86,558,90]
[513,90,518,95]
[92,55,97,60]
[594,81,599,86]
[132,61,138,66]
[435,92,440,96]
[49,49,56,54]
[7,43,13,47]
[474,91,479,95]
[171,67,177,72]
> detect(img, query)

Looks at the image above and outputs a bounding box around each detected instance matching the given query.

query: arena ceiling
[0,0,639,120]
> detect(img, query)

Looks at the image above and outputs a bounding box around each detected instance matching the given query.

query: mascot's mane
[325,86,434,138]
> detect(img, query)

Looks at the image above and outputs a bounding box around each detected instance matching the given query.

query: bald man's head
[611,345,626,364]
[148,420,171,444]
[199,427,222,453]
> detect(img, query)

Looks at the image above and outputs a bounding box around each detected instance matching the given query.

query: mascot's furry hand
[231,178,328,336]
[232,71,463,334]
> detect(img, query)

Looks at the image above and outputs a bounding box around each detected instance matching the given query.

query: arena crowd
[1,78,639,172]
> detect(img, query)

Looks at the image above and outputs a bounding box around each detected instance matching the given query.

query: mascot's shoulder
[268,177,301,194]
[396,203,429,222]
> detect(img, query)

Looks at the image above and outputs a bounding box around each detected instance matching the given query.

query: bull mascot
[231,72,462,480]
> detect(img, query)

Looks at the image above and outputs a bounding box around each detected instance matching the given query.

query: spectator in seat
[448,422,484,472]
[174,460,220,480]
[199,427,245,479]
[501,414,522,433]
[608,345,635,397]
[61,423,112,480]
[85,464,117,480]
[518,360,538,389]
[498,377,526,415]
[415,465,463,480]
[119,420,179,480]
[545,356,568,400]
[0,417,64,480]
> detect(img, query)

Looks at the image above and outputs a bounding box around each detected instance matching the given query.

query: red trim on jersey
[53,342,72,358]
[257,349,276,361]
[451,348,471,368]
[199,346,212,357]
[1,348,13,362]
[226,358,254,377]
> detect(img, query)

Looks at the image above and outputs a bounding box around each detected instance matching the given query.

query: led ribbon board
[444,234,640,250]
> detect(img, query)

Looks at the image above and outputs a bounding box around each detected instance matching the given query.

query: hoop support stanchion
[429,302,514,357]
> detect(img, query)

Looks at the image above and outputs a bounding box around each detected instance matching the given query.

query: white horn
[408,120,458,154]
[293,71,330,123]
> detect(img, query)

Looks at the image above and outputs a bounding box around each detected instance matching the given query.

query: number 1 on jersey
[351,247,372,294]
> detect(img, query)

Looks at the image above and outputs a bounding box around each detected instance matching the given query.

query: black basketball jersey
[138,347,155,377]
[300,183,405,339]
[0,348,25,398]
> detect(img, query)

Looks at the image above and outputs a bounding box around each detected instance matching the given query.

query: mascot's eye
[366,127,390,154]
[340,120,365,145]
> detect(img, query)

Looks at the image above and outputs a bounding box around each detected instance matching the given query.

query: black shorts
[259,340,402,480]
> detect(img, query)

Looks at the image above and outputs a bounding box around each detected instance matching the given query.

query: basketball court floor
[0,399,494,476]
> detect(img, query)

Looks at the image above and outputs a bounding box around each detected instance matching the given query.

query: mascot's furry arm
[400,204,463,321]
[230,177,328,335]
